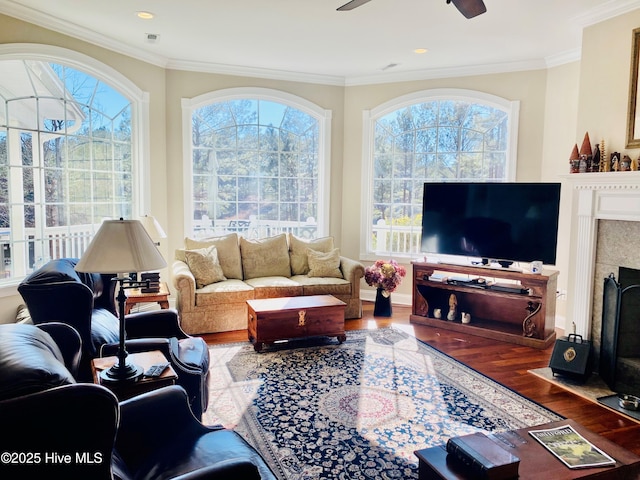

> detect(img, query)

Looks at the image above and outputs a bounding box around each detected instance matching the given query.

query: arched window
[362,88,519,258]
[183,88,331,239]
[0,45,148,284]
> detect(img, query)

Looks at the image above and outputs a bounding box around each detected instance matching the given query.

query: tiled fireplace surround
[565,172,640,369]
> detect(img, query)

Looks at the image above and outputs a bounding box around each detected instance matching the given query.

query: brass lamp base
[100,361,144,383]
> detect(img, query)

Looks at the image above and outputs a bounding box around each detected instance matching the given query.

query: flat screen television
[421,182,561,267]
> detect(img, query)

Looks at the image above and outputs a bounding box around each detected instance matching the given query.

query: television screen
[421,182,561,266]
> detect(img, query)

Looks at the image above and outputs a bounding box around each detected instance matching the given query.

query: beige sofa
[172,233,364,334]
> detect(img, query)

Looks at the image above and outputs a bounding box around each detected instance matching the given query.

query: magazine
[528,424,616,469]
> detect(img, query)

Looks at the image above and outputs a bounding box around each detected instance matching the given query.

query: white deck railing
[370,221,422,255]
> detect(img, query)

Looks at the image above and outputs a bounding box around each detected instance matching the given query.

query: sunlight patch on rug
[204,327,562,479]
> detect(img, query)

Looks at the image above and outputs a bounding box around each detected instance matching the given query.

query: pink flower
[364,259,406,294]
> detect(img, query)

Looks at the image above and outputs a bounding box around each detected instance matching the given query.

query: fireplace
[564,172,640,391]
[600,267,640,396]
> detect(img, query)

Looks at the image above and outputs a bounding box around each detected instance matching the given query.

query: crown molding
[1,0,638,86]
[345,58,548,86]
[545,48,581,68]
[572,0,640,27]
[165,59,346,86]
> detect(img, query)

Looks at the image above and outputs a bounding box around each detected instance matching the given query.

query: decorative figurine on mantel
[600,139,606,172]
[632,155,639,171]
[569,143,580,173]
[620,155,632,171]
[578,131,592,173]
[611,152,620,172]
[591,143,601,172]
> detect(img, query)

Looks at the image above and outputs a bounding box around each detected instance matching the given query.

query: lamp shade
[75,219,167,274]
[139,215,167,242]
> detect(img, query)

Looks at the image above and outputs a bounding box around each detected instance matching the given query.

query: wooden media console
[410,262,558,349]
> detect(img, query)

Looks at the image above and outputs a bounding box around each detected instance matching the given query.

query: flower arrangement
[364,259,407,297]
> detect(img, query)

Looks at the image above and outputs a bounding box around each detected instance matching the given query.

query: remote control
[144,362,169,378]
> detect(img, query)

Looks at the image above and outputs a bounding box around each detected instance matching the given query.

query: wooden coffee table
[247,295,347,352]
[414,419,640,479]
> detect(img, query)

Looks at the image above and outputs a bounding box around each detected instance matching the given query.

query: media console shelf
[410,262,558,349]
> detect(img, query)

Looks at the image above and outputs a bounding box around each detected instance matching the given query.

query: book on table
[445,432,520,480]
[528,424,616,469]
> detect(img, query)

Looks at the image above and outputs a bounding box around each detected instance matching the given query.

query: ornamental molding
[560,172,640,190]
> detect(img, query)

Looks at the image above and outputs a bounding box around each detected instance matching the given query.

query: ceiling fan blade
[447,0,487,19]
[337,0,373,11]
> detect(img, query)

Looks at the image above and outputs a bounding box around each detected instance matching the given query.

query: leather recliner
[17,257,210,419]
[0,322,277,480]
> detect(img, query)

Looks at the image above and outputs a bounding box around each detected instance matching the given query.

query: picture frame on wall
[626,27,640,148]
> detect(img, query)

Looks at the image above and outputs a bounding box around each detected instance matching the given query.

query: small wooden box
[247,295,346,352]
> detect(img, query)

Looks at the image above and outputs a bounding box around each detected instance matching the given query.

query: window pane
[1,60,135,282]
[369,93,513,255]
[191,95,322,239]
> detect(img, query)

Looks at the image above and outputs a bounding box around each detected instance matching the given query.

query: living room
[0,3,639,328]
[1,1,640,478]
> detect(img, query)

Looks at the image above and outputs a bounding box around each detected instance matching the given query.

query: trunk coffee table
[247,295,347,352]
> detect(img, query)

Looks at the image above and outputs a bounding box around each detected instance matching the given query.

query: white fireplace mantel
[562,171,640,338]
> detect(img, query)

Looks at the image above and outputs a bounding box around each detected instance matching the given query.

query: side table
[91,350,177,401]
[124,281,170,315]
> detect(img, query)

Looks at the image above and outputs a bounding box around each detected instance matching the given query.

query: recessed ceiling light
[414,48,428,54]
[137,11,155,20]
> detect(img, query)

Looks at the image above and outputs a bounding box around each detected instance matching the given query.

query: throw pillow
[240,234,291,280]
[184,246,227,288]
[307,248,343,278]
[288,234,335,275]
[184,233,243,279]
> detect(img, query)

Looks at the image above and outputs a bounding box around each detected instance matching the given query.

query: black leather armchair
[0,323,277,480]
[18,258,210,419]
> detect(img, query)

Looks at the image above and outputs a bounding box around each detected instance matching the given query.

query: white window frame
[0,43,151,293]
[181,87,332,238]
[360,88,520,261]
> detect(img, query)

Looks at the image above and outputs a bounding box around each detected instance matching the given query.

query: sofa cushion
[307,248,342,278]
[289,234,335,275]
[184,233,243,280]
[185,246,227,288]
[244,277,303,298]
[240,234,291,280]
[290,275,352,296]
[195,279,255,306]
[0,324,76,401]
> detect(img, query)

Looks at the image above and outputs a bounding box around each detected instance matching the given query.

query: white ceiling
[1,0,639,85]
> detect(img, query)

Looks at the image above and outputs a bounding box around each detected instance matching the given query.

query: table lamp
[75,218,167,383]
[138,215,167,292]
[139,215,167,246]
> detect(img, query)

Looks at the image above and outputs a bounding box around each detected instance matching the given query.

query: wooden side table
[124,281,170,315]
[91,350,177,401]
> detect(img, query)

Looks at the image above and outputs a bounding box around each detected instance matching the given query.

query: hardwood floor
[201,301,640,457]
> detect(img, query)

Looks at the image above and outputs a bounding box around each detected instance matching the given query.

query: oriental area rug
[203,327,562,479]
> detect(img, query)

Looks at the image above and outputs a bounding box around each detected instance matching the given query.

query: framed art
[626,27,640,148]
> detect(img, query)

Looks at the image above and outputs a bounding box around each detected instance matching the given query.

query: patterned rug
[203,327,562,479]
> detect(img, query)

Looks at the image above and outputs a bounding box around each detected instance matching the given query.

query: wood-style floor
[201,301,640,457]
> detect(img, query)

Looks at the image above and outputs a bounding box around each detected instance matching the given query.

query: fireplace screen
[600,269,640,395]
